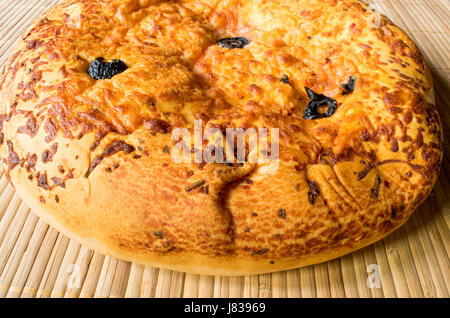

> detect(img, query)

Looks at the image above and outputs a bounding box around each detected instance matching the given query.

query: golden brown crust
[0,0,443,275]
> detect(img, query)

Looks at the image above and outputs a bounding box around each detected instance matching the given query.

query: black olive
[303,87,338,120]
[216,37,250,49]
[281,74,289,84]
[342,76,356,94]
[87,57,128,80]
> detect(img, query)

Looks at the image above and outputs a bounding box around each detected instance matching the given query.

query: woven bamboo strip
[214,276,229,297]
[30,234,70,298]
[0,0,17,22]
[372,240,397,297]
[0,175,11,199]
[286,270,301,298]
[64,246,94,298]
[419,3,450,33]
[400,1,450,35]
[139,266,159,297]
[0,211,39,297]
[314,263,331,297]
[352,246,373,298]
[257,274,271,298]
[109,261,131,298]
[432,189,450,259]
[388,227,424,297]
[12,227,61,298]
[0,186,19,242]
[6,227,58,298]
[414,32,449,72]
[411,210,449,297]
[197,274,214,298]
[48,240,82,297]
[3,218,50,297]
[93,256,119,298]
[271,271,287,298]
[0,0,57,64]
[404,215,439,298]
[229,276,245,298]
[0,203,30,276]
[299,266,316,298]
[243,275,259,298]
[108,264,130,298]
[382,2,434,33]
[0,1,33,40]
[169,270,185,297]
[327,259,346,298]
[425,5,450,32]
[383,232,412,297]
[428,188,450,257]
[0,195,24,251]
[79,252,105,298]
[362,247,385,298]
[124,263,145,298]
[182,273,200,298]
[155,269,175,298]
[339,254,360,298]
[155,268,185,298]
[416,204,450,292]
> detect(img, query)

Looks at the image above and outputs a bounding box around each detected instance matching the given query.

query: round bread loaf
[0,0,442,275]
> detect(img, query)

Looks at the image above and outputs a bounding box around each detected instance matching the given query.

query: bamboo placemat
[0,0,448,298]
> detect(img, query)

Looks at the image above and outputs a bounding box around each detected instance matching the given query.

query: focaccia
[0,0,442,275]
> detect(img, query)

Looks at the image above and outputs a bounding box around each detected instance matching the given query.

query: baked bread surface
[0,0,442,275]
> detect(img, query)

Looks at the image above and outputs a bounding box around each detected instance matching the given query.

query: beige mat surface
[0,0,448,298]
